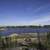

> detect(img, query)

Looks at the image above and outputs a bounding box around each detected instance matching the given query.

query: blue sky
[0,0,50,26]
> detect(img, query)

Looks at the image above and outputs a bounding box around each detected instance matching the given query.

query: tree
[47,32,50,48]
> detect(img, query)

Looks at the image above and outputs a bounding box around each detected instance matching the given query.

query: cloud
[32,15,50,25]
[33,4,49,14]
[0,15,50,26]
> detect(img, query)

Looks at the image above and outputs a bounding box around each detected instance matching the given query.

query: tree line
[0,25,50,28]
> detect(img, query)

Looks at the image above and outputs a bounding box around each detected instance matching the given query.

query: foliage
[43,32,50,48]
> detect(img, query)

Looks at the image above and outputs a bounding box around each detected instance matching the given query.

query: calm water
[0,28,50,36]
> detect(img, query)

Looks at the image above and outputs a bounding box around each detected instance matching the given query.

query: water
[0,28,50,36]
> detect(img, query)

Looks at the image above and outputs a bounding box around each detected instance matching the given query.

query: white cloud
[0,15,50,26]
[33,4,49,13]
[32,15,50,25]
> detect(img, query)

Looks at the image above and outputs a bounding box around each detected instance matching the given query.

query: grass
[1,34,50,48]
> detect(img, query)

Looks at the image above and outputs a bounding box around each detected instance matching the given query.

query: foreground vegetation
[0,34,50,48]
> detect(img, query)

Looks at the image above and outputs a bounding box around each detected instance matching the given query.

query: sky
[0,0,50,26]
